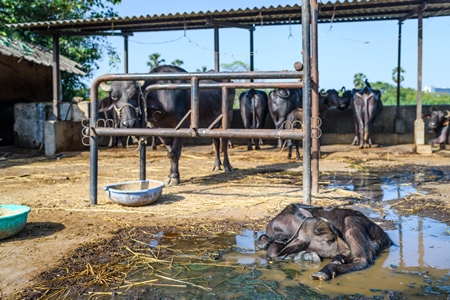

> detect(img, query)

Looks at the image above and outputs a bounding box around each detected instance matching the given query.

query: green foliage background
[370,81,450,106]
[1,1,448,106]
[0,0,122,101]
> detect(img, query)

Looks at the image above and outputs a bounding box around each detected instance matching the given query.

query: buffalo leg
[310,216,386,280]
[221,137,233,173]
[242,110,253,151]
[212,138,222,171]
[287,139,293,159]
[351,112,361,146]
[163,137,183,186]
[357,118,365,149]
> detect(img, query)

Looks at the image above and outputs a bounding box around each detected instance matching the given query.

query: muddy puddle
[89,172,450,299]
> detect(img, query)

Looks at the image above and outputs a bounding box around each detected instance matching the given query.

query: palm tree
[171,59,184,67]
[196,66,208,72]
[147,53,165,70]
[353,73,367,88]
[392,67,405,84]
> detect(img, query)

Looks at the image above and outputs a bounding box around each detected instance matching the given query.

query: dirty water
[95,172,450,299]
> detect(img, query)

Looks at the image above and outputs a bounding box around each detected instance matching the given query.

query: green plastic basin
[0,204,31,240]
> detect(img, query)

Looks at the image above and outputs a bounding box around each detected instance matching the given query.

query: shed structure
[0,37,85,146]
[6,0,450,203]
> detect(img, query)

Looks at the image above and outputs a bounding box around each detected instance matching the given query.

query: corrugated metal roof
[6,1,450,35]
[0,37,86,75]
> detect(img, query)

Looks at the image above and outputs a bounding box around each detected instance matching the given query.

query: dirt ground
[1,142,450,299]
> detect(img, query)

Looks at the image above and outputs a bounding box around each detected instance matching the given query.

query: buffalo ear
[314,219,342,238]
[422,113,431,119]
[314,219,333,236]
[298,207,313,218]
[98,96,114,113]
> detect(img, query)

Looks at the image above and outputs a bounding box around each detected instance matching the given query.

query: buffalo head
[98,80,146,128]
[423,107,448,133]
[258,204,350,260]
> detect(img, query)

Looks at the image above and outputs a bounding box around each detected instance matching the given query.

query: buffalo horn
[445,110,450,118]
[430,106,438,113]
[100,82,111,92]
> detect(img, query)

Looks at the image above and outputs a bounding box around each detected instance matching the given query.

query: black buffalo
[268,88,302,149]
[99,65,235,185]
[423,108,450,148]
[98,84,158,149]
[257,203,392,280]
[273,88,352,158]
[350,80,383,148]
[239,89,268,150]
[319,88,352,113]
[285,108,303,160]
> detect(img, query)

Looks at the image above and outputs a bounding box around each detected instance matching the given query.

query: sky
[86,0,450,91]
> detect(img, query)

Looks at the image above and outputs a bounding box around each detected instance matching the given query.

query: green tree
[147,53,165,70]
[221,60,250,72]
[196,66,208,72]
[353,73,367,88]
[171,59,184,67]
[392,67,405,84]
[0,0,122,101]
[221,61,252,108]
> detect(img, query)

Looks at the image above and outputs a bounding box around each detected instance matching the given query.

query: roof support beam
[205,18,255,31]
[399,2,428,22]
[302,0,312,205]
[36,30,133,37]
[214,26,219,71]
[311,0,320,194]
[52,35,61,120]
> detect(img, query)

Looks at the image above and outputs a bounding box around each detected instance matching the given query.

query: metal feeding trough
[103,180,165,207]
[0,204,31,240]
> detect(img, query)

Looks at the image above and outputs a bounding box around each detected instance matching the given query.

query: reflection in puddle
[103,172,450,299]
[325,170,449,202]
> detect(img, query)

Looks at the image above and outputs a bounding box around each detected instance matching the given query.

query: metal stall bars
[88,71,305,205]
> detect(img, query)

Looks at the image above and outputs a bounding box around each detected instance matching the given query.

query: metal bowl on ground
[0,204,31,240]
[103,180,165,207]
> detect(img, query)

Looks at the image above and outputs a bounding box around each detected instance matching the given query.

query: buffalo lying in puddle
[257,204,393,280]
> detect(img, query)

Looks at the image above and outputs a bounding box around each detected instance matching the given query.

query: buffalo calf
[258,203,392,280]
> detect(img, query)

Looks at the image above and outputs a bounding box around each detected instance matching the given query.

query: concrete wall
[13,102,87,150]
[11,102,450,153]
[228,105,450,146]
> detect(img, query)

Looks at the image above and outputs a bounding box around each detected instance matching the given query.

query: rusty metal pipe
[311,0,320,194]
[92,71,303,85]
[89,81,99,205]
[93,127,304,140]
[89,71,305,205]
[222,86,229,130]
[302,0,312,205]
[191,77,199,131]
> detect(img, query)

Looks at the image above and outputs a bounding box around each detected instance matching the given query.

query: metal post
[52,35,61,120]
[214,27,220,71]
[310,0,319,194]
[89,83,99,205]
[191,77,199,130]
[140,85,146,181]
[124,35,129,73]
[250,28,254,82]
[302,0,312,205]
[416,11,423,121]
[396,22,402,119]
[414,8,425,149]
[222,86,229,129]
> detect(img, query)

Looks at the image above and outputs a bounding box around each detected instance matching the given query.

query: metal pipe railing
[89,71,304,205]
